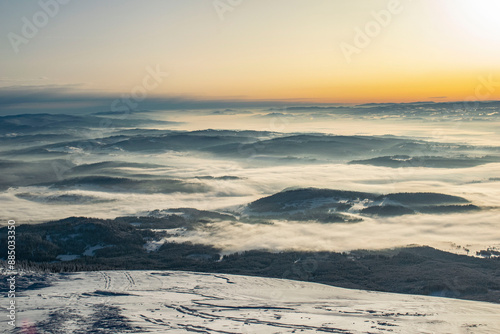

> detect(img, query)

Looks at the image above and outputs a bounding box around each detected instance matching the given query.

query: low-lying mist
[167,210,500,256]
[1,106,499,255]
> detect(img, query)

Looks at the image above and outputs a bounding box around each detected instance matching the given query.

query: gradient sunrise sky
[1,0,499,104]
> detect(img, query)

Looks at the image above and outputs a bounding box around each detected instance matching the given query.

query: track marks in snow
[163,304,352,333]
[123,271,136,290]
[99,271,111,290]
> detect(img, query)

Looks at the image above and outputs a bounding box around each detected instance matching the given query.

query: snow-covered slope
[15,271,500,333]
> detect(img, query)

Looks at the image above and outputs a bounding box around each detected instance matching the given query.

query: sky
[1,0,500,105]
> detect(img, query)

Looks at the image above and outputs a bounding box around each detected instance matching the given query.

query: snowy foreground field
[14,271,500,333]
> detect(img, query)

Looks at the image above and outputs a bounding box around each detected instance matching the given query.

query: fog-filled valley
[1,103,500,257]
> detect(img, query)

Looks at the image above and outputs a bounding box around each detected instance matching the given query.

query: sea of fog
[1,103,499,255]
